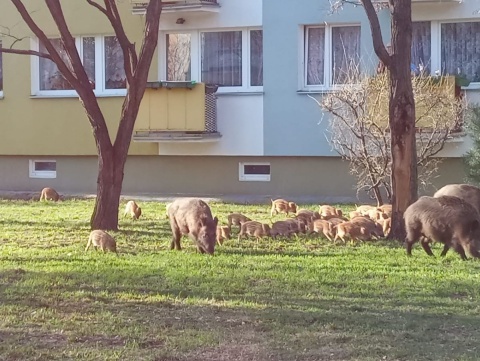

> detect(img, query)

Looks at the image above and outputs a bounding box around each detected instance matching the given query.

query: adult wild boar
[434,183,480,214]
[167,198,218,255]
[404,195,480,260]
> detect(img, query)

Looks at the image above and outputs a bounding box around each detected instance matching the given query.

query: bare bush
[316,71,465,205]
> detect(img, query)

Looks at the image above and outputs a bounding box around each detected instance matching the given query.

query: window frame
[302,23,361,91]
[29,159,57,179]
[413,19,480,88]
[160,28,263,94]
[238,162,271,182]
[31,36,127,97]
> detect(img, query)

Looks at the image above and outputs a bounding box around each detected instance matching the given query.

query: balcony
[133,82,222,143]
[131,0,220,16]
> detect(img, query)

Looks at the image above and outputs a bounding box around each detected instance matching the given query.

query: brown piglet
[85,230,118,254]
[124,200,142,220]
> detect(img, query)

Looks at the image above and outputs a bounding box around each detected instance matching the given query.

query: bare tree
[318,72,465,206]
[331,0,417,239]
[0,0,162,230]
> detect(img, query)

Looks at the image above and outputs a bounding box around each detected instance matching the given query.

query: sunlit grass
[1,198,480,360]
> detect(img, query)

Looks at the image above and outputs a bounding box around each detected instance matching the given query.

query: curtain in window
[250,30,263,86]
[307,27,325,85]
[201,31,242,87]
[166,33,191,81]
[441,22,480,82]
[82,37,96,87]
[411,21,431,75]
[332,26,360,84]
[105,36,126,89]
[39,39,74,90]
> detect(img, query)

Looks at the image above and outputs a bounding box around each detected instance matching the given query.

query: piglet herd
[37,184,480,260]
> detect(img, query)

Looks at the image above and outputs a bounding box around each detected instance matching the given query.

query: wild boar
[355,205,376,216]
[310,219,334,242]
[270,220,295,238]
[404,195,480,260]
[216,225,231,245]
[238,221,271,241]
[350,216,383,238]
[227,213,252,231]
[434,184,480,214]
[85,230,117,254]
[319,205,342,218]
[39,187,60,202]
[295,209,321,224]
[334,221,372,243]
[167,198,218,255]
[270,199,297,216]
[123,200,142,220]
[378,204,392,218]
[283,218,307,234]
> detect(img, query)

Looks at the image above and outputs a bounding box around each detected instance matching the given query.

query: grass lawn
[1,198,480,361]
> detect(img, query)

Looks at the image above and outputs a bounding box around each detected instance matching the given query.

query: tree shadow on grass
[2,268,480,360]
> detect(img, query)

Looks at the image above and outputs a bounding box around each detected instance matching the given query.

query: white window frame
[239,162,271,182]
[426,19,480,89]
[29,159,57,179]
[159,28,263,93]
[301,23,361,91]
[31,36,127,97]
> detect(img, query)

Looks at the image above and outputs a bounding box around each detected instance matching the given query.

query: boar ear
[214,216,218,226]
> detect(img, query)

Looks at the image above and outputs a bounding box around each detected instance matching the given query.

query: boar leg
[170,227,182,251]
[452,243,467,260]
[420,239,435,257]
[440,244,450,257]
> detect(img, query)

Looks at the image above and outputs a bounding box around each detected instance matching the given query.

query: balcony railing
[133,82,222,143]
[131,0,220,15]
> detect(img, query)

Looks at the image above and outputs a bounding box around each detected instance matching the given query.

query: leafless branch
[0,47,52,59]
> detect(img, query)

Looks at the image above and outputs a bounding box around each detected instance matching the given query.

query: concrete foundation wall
[0,155,468,203]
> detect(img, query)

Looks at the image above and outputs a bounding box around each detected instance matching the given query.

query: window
[304,24,361,89]
[29,160,57,179]
[411,20,480,85]
[0,40,3,96]
[166,33,192,81]
[411,21,431,75]
[33,36,126,96]
[441,22,480,83]
[239,162,270,182]
[163,28,263,92]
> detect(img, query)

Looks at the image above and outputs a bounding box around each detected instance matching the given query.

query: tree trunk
[90,147,125,230]
[387,0,418,240]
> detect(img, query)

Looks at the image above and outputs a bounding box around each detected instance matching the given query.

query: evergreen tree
[464,105,480,183]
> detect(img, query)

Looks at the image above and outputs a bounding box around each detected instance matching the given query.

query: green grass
[1,199,480,360]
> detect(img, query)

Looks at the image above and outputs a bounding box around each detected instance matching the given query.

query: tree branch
[104,0,135,82]
[9,0,80,90]
[361,0,391,68]
[45,0,93,93]
[85,0,108,16]
[0,47,52,59]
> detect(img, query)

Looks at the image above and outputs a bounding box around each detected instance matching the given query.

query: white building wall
[157,94,264,156]
[156,0,264,156]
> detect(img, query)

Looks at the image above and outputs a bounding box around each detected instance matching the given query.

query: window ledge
[216,91,264,96]
[30,93,127,99]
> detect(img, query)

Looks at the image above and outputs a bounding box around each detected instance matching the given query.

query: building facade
[0,0,478,202]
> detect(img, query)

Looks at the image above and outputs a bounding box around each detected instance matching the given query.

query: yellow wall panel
[135,83,206,132]
[0,1,159,156]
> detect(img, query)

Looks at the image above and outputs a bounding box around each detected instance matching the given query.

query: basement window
[29,160,57,179]
[239,162,270,182]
